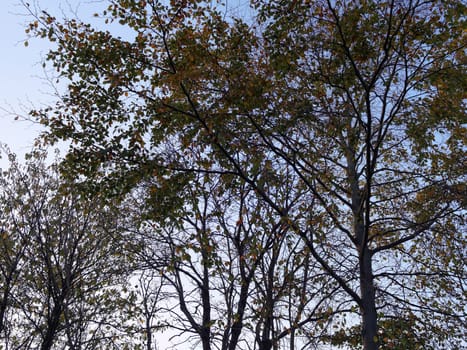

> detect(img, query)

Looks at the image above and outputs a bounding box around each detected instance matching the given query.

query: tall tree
[0,149,136,349]
[28,0,466,349]
[0,148,32,347]
[125,171,327,350]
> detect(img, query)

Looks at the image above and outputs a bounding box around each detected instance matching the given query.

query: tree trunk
[360,248,378,350]
[347,145,379,349]
[201,260,211,350]
[41,303,62,350]
[200,327,211,350]
[258,339,273,350]
[146,315,152,350]
[0,282,11,334]
[228,288,247,350]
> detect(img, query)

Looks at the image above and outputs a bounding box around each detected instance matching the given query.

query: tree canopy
[0,147,144,349]
[18,0,467,349]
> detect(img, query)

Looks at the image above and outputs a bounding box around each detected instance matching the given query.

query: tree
[0,148,138,349]
[0,148,32,347]
[124,171,329,350]
[28,0,466,349]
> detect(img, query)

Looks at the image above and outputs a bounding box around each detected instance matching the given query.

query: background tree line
[0,0,465,349]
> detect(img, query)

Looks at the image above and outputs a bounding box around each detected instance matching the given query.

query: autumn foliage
[7,0,466,349]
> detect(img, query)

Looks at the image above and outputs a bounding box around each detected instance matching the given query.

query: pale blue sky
[0,0,47,166]
[0,0,103,168]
